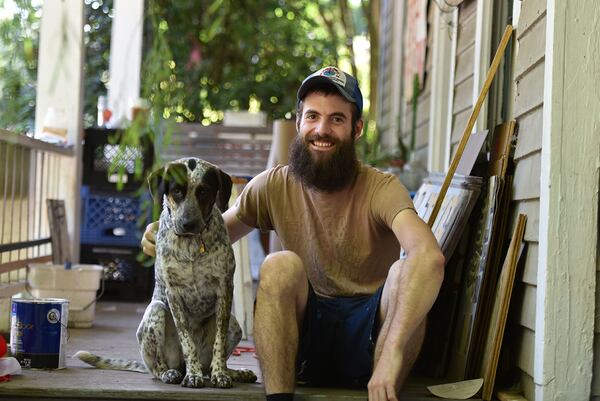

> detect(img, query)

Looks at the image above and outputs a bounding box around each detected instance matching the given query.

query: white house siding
[508,0,546,399]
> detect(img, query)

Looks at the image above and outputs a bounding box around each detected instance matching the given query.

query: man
[142,66,444,401]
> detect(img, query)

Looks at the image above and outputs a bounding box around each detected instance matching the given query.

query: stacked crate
[80,128,154,302]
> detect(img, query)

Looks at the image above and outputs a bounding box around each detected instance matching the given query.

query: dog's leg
[168,295,206,388]
[209,277,235,388]
[224,314,258,383]
[137,300,184,384]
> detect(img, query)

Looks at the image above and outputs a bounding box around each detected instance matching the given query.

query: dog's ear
[147,162,188,204]
[147,166,166,204]
[216,169,232,212]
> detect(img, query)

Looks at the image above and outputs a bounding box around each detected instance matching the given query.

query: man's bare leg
[373,260,427,391]
[254,251,309,395]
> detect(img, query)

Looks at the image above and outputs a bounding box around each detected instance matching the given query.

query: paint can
[10,298,69,369]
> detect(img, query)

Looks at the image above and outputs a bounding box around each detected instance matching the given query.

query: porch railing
[0,129,74,299]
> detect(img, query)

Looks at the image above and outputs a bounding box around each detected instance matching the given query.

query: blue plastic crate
[80,187,149,247]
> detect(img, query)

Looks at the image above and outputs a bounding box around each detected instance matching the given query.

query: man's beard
[288,133,359,192]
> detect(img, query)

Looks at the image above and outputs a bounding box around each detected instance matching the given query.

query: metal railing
[0,129,74,298]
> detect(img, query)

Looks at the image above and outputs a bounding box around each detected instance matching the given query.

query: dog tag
[199,241,206,254]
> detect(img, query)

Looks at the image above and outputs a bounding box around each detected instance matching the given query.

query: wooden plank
[514,61,545,117]
[0,129,75,157]
[514,106,543,159]
[47,199,72,264]
[481,214,527,400]
[516,326,535,377]
[511,152,541,201]
[514,15,546,79]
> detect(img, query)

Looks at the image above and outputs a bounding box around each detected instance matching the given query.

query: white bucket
[27,264,103,328]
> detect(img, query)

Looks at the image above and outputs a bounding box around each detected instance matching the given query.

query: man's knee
[259,250,306,295]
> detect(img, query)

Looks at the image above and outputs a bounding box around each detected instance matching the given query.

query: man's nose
[316,119,332,134]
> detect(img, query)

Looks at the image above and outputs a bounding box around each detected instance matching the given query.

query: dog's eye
[172,187,184,198]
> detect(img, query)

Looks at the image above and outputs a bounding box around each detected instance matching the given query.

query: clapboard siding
[455,43,475,85]
[509,199,540,242]
[514,61,545,116]
[518,0,547,36]
[510,1,548,398]
[453,75,475,114]
[517,326,535,377]
[521,242,538,286]
[522,370,536,401]
[451,107,471,143]
[514,15,546,80]
[512,151,541,201]
[514,105,543,159]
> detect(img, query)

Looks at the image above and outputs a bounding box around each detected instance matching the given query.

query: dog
[76,157,257,388]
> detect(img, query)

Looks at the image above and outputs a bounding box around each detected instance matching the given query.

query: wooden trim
[535,0,599,399]
[472,0,494,132]
[428,7,457,172]
[0,256,52,274]
[0,129,74,157]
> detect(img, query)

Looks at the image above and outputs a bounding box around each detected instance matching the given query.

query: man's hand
[368,351,403,401]
[141,221,159,257]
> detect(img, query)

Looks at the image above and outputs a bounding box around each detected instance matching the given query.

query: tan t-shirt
[235,163,414,297]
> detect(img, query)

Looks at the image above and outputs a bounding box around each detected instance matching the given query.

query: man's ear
[216,169,232,212]
[354,118,365,141]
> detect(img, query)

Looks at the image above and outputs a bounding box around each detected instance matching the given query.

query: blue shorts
[296,284,384,388]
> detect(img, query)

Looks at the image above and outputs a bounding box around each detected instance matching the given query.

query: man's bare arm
[368,209,444,400]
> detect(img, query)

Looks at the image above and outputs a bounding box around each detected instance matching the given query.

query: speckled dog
[76,157,256,388]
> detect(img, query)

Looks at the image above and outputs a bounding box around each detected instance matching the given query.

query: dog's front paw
[182,373,205,388]
[234,368,257,383]
[211,371,233,388]
[161,369,183,384]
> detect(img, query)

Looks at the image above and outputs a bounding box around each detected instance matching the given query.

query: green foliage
[83,0,113,128]
[0,0,41,133]
[142,0,339,123]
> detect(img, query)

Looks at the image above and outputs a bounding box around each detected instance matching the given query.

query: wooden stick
[427,25,513,227]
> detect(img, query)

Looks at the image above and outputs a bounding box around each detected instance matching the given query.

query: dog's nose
[182,220,199,233]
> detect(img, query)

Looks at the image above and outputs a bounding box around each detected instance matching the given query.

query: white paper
[427,378,484,399]
[0,357,22,376]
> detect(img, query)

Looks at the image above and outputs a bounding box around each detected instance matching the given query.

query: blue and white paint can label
[10,298,69,369]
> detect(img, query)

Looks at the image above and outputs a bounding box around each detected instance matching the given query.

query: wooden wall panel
[520,242,538,286]
[455,43,475,85]
[514,106,543,159]
[518,0,547,35]
[512,151,541,201]
[515,15,546,79]
[453,76,475,114]
[517,326,535,377]
[514,61,545,116]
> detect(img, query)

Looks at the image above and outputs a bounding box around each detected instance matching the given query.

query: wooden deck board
[0,302,479,401]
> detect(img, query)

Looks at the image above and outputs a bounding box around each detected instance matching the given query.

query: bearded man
[142,66,444,401]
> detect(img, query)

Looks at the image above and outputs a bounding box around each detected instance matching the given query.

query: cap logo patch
[320,67,347,87]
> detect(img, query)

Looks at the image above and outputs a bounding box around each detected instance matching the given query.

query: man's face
[289,92,364,192]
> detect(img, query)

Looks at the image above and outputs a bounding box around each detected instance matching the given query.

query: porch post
[535,1,600,400]
[35,0,85,261]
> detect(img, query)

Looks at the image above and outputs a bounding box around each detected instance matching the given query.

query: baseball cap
[297,66,363,116]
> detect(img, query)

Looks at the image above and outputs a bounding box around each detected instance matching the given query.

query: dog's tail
[74,350,147,373]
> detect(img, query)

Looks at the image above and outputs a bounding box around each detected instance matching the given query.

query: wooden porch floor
[0,302,478,401]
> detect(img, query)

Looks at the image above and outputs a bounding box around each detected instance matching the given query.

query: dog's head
[147,158,232,236]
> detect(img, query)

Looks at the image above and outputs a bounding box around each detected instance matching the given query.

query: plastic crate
[80,245,154,302]
[80,186,150,247]
[82,128,153,191]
